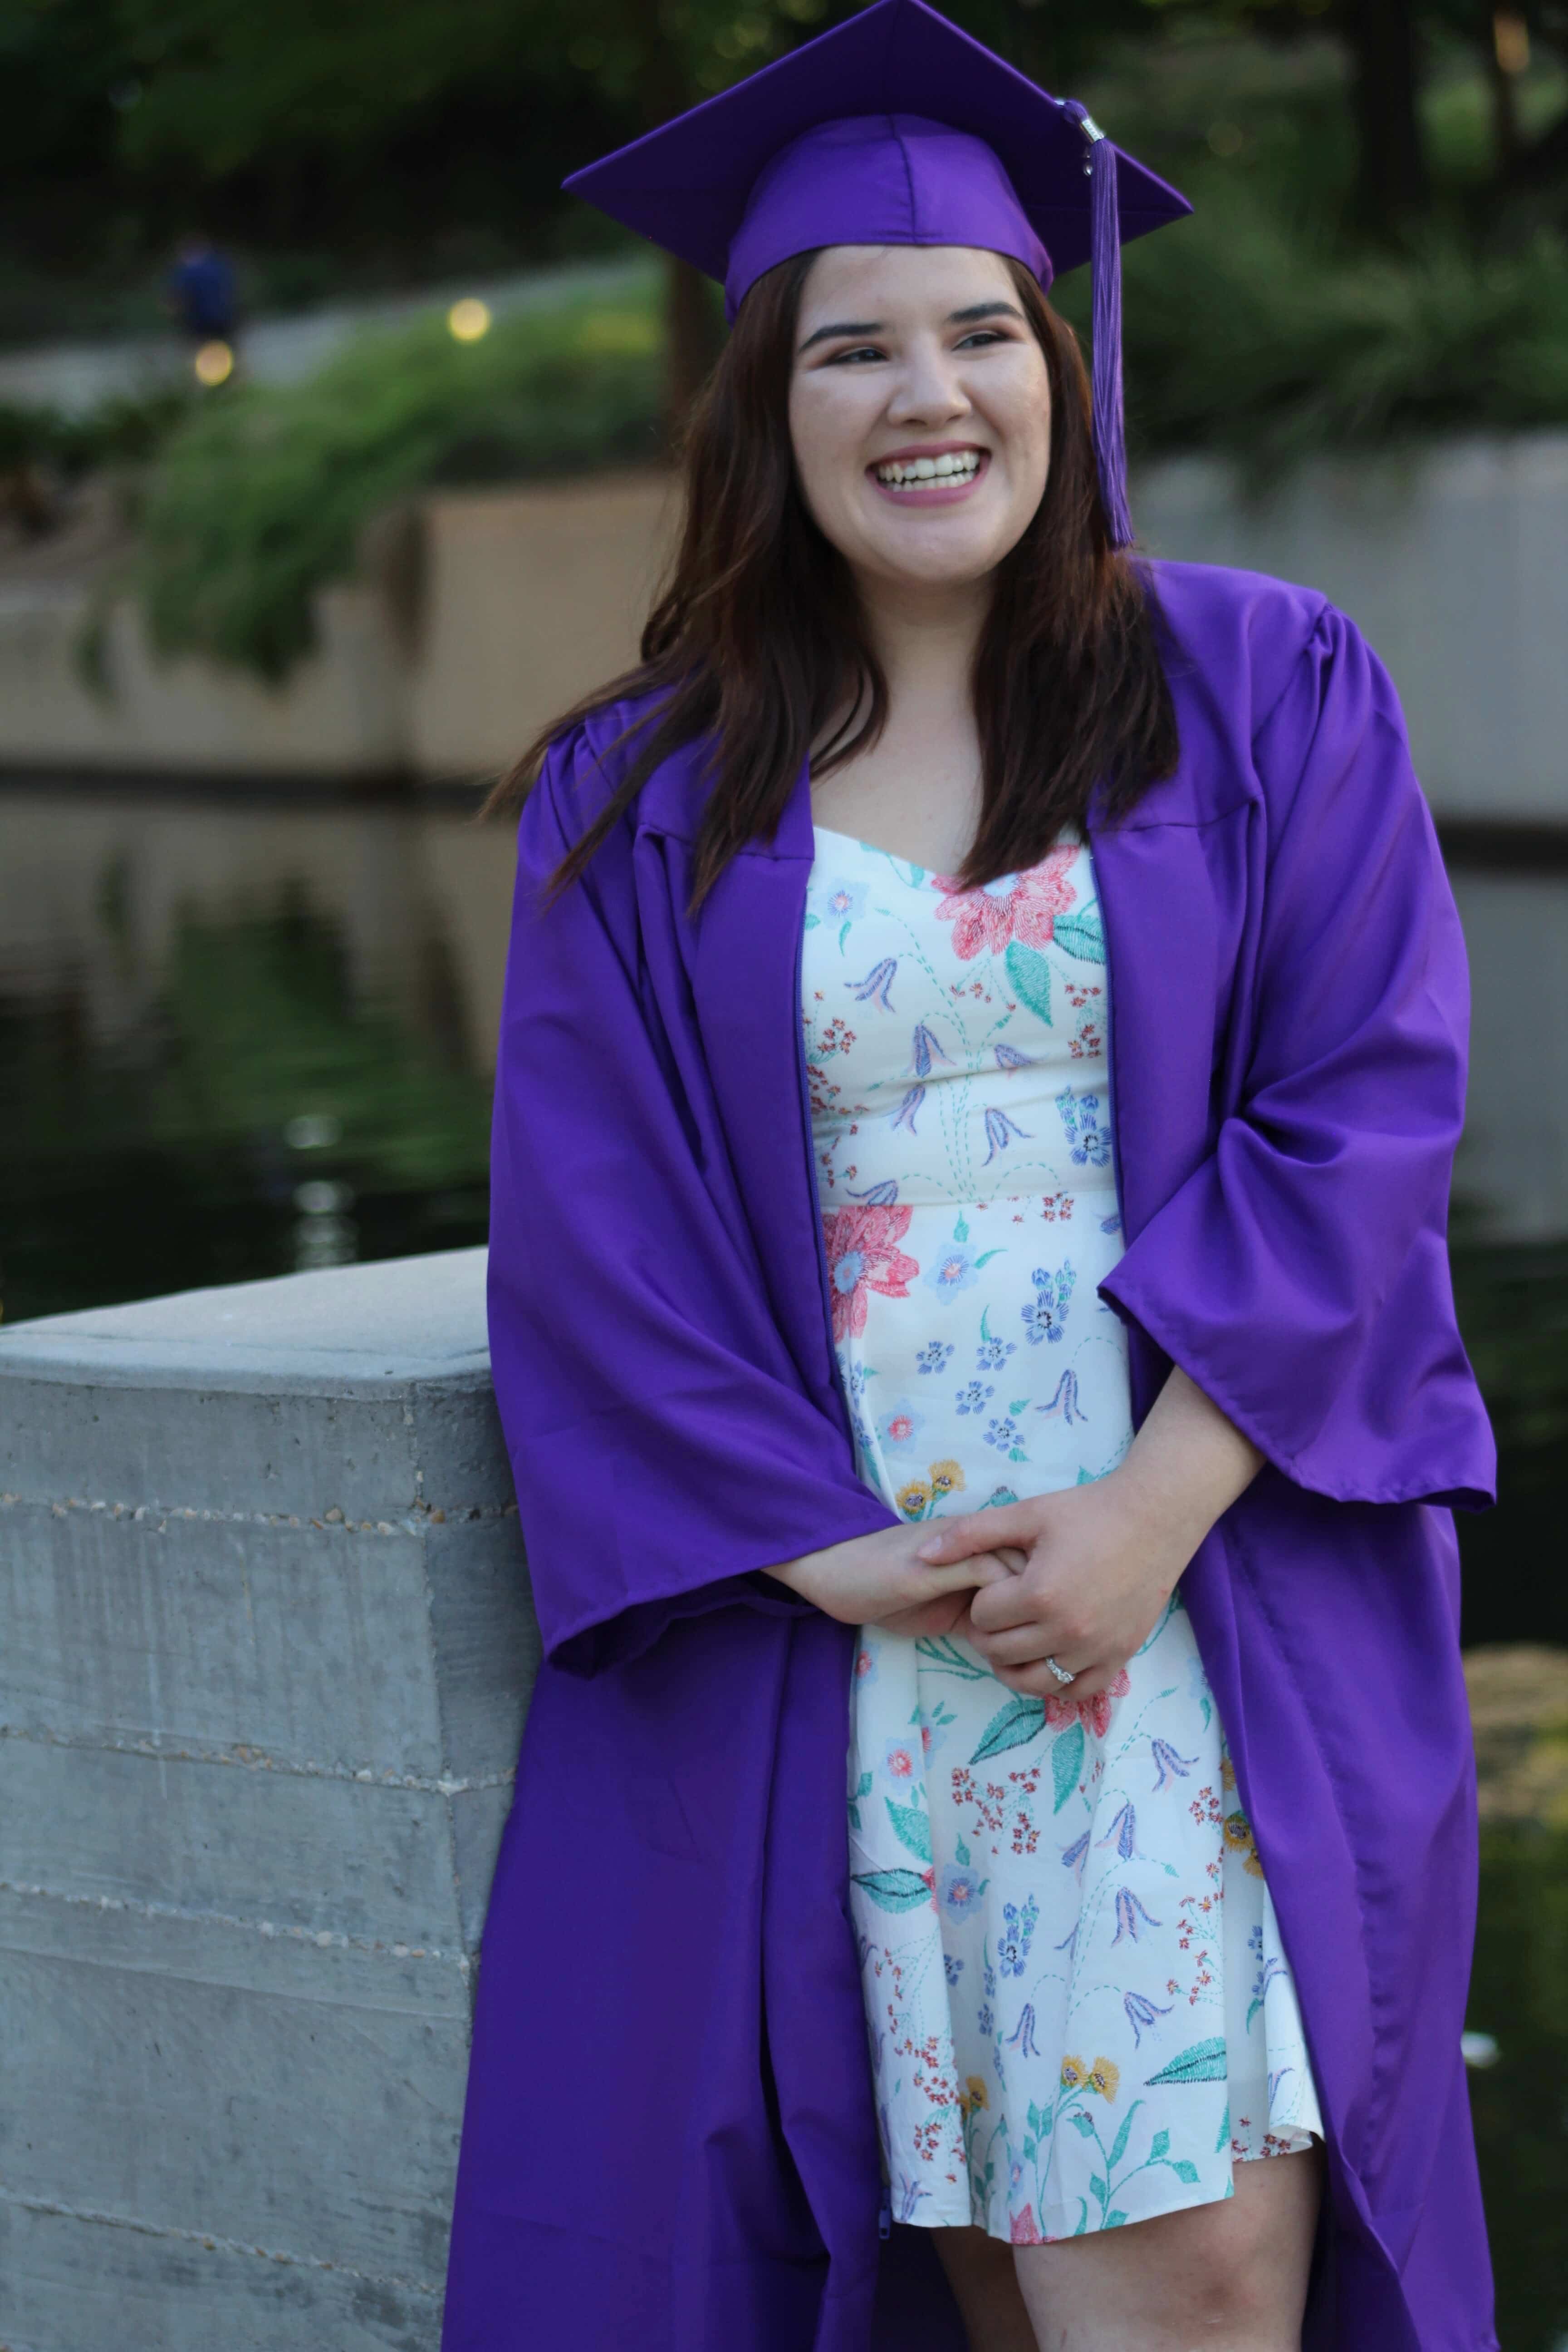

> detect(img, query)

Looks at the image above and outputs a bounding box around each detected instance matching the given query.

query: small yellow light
[193,339,234,387]
[448,298,492,343]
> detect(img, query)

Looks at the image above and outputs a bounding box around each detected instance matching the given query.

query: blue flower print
[1056,1087,1111,1168]
[916,1339,954,1376]
[846,1176,900,1205]
[911,1021,955,1078]
[890,1083,924,1134]
[1004,2002,1040,2058]
[1021,1261,1076,1346]
[882,1733,921,1793]
[850,955,897,1007]
[983,1416,1025,1455]
[1124,1990,1174,2047]
[976,1332,1015,1371]
[877,1399,926,1452]
[977,2004,995,2037]
[939,1863,987,1921]
[820,877,867,925]
[1037,1366,1085,1424]
[925,1242,982,1303]
[1110,1888,1162,1945]
[1150,1738,1198,1789]
[998,1896,1039,1977]
[1061,1829,1090,1879]
[1096,1802,1140,1861]
[944,1953,965,1986]
[955,1380,994,1416]
[994,1040,1034,1072]
[833,1249,866,1299]
[980,1107,1032,1165]
[895,2173,931,2222]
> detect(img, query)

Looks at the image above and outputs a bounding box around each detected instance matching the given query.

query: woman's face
[787,242,1052,601]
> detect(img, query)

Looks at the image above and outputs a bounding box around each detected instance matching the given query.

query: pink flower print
[823,1202,918,1340]
[883,1735,921,1789]
[1044,1665,1130,1740]
[932,847,1078,961]
[1009,2204,1043,2245]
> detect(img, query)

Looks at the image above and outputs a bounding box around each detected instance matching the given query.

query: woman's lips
[866,448,991,508]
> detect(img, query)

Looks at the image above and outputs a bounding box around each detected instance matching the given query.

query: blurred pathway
[0,255,652,416]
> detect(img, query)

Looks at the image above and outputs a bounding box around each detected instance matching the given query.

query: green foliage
[133,283,662,679]
[1120,179,1568,473]
[0,390,186,475]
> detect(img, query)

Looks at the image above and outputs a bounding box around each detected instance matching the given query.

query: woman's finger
[972,1619,1063,1668]
[995,1658,1110,1699]
[915,1505,1038,1564]
[966,1574,1044,1635]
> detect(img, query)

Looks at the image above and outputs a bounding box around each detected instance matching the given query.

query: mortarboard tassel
[1062,102,1134,550]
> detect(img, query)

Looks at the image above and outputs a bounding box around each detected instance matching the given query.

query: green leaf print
[1054,905,1106,963]
[956,1835,971,1866]
[886,1798,933,1862]
[1172,2160,1200,2184]
[1009,1397,1029,1415]
[1004,940,1054,1023]
[1089,2173,1107,2205]
[838,919,853,950]
[954,1213,970,1243]
[856,1771,874,1798]
[970,1694,1047,1763]
[1216,2104,1230,2153]
[1145,2038,1229,2086]
[1106,2102,1139,2171]
[1051,1720,1085,1812]
[1150,2129,1170,2161]
[1106,2210,1129,2228]
[803,911,819,928]
[851,1868,933,1913]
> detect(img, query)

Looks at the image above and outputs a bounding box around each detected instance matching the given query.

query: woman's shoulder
[1140,557,1339,728]
[523,681,685,852]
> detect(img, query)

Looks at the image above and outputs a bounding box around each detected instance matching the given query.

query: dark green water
[2,781,1566,2337]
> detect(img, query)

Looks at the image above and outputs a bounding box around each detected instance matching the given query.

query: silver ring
[1044,1655,1077,1686]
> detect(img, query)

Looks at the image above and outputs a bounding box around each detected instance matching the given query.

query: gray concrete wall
[0,1250,539,2350]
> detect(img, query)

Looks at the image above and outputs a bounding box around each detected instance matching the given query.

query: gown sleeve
[1100,601,1496,1511]
[486,720,899,1676]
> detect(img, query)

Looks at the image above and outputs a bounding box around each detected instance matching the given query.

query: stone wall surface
[0,1248,539,2350]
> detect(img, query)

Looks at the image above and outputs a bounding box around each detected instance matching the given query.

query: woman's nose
[885,348,971,427]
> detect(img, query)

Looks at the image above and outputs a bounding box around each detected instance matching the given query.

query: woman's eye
[825,345,885,365]
[956,329,1007,351]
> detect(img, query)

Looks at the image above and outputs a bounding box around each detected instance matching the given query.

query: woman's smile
[868,441,991,505]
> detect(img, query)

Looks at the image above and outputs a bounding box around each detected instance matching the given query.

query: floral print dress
[802,822,1323,2246]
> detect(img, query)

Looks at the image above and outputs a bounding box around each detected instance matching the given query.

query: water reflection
[0,784,513,1323]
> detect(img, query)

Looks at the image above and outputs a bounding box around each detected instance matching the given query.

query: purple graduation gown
[442,559,1498,2352]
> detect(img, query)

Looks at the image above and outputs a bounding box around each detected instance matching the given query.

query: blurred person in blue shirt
[166,235,238,347]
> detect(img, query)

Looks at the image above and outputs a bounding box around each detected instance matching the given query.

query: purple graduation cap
[563,0,1191,547]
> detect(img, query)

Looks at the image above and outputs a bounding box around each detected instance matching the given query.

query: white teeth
[874,450,983,489]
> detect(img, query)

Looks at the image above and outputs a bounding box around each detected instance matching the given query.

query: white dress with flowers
[801,821,1323,2246]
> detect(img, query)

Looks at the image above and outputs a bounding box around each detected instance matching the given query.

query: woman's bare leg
[1010,2145,1323,2352]
[931,2225,1039,2352]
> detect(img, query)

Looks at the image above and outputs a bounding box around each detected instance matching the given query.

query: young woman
[442,8,1496,2349]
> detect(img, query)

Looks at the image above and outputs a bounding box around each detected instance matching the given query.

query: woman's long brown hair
[483,250,1179,914]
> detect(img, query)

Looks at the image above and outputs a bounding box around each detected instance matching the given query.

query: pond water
[2,777,1566,2338]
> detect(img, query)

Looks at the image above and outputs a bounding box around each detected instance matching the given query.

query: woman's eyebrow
[947,299,1026,326]
[797,318,882,354]
[796,298,1025,355]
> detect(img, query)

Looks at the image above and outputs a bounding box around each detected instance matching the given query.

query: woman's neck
[809,572,990,873]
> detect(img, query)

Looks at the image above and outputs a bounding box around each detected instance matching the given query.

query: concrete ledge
[0,1249,538,2348]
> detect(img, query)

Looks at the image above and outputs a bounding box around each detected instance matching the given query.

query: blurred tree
[100,0,1167,432]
